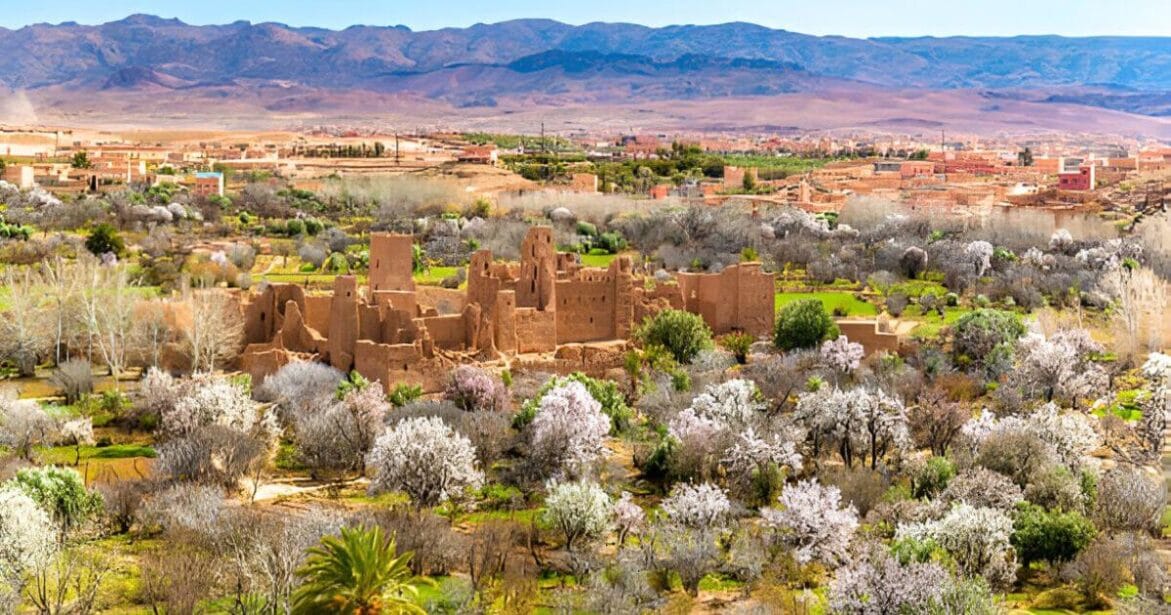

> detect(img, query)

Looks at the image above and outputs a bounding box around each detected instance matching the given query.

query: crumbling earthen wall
[240,228,775,394]
[678,263,775,337]
[516,227,556,310]
[837,320,901,355]
[369,233,417,293]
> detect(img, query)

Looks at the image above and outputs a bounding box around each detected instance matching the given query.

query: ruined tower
[516,227,556,310]
[368,233,417,294]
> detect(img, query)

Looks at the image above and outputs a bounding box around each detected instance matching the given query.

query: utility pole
[540,121,546,154]
[394,131,400,166]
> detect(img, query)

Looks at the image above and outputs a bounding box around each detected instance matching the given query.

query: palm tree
[291,526,430,615]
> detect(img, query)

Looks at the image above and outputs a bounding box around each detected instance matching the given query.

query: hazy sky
[3,0,1171,37]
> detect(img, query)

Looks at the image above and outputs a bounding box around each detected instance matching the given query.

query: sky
[3,0,1171,37]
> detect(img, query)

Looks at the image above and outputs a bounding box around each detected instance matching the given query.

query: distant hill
[6,15,1171,127]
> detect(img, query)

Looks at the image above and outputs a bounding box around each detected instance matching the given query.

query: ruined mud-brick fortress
[241,228,775,392]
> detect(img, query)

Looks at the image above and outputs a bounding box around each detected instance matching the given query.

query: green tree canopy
[774,299,839,350]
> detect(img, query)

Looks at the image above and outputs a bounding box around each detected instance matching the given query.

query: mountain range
[5,15,1171,132]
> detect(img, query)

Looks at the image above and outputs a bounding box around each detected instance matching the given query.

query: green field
[902,306,973,340]
[774,291,877,317]
[580,253,618,268]
[414,266,462,286]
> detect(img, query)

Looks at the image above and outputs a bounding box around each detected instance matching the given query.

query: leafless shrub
[139,537,218,614]
[1095,465,1166,534]
[254,361,344,420]
[822,466,889,519]
[97,479,154,534]
[362,508,467,576]
[153,425,269,489]
[49,358,94,405]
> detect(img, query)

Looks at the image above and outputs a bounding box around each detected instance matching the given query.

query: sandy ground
[18,86,1171,138]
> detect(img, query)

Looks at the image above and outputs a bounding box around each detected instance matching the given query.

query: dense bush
[951,309,1026,369]
[635,309,713,364]
[774,299,839,351]
[1011,504,1096,566]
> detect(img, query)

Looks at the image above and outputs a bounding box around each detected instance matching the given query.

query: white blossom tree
[794,387,910,468]
[295,384,389,479]
[896,503,1016,589]
[961,404,1099,469]
[965,241,994,277]
[1137,353,1171,460]
[163,376,273,438]
[721,424,805,487]
[0,487,57,604]
[613,491,645,546]
[820,335,865,376]
[661,482,732,529]
[0,397,58,461]
[829,544,950,615]
[367,416,483,507]
[528,381,611,477]
[543,480,611,552]
[686,379,766,428]
[761,479,858,567]
[58,417,95,466]
[940,467,1024,511]
[1015,329,1107,404]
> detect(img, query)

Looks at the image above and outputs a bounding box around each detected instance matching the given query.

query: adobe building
[240,228,775,393]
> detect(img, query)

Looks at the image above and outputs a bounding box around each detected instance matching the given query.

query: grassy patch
[904,306,972,340]
[36,444,156,465]
[774,291,877,317]
[580,253,617,268]
[414,266,461,286]
[459,507,543,527]
[698,573,745,592]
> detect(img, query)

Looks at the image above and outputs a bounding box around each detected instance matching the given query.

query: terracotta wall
[369,233,416,293]
[555,278,618,343]
[837,320,901,355]
[514,308,557,353]
[678,263,775,337]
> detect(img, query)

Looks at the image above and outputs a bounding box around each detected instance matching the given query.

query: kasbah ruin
[239,227,785,393]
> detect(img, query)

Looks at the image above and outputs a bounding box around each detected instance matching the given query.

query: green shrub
[7,466,103,533]
[773,299,838,351]
[388,383,423,407]
[718,332,755,364]
[635,309,713,364]
[1011,504,1097,566]
[597,232,626,254]
[285,219,305,236]
[575,221,598,237]
[911,456,956,499]
[85,223,124,257]
[951,308,1025,366]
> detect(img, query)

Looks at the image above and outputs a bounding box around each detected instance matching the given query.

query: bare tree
[182,287,244,374]
[80,262,136,383]
[0,268,51,376]
[40,256,84,366]
[1101,265,1167,362]
[133,299,177,370]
